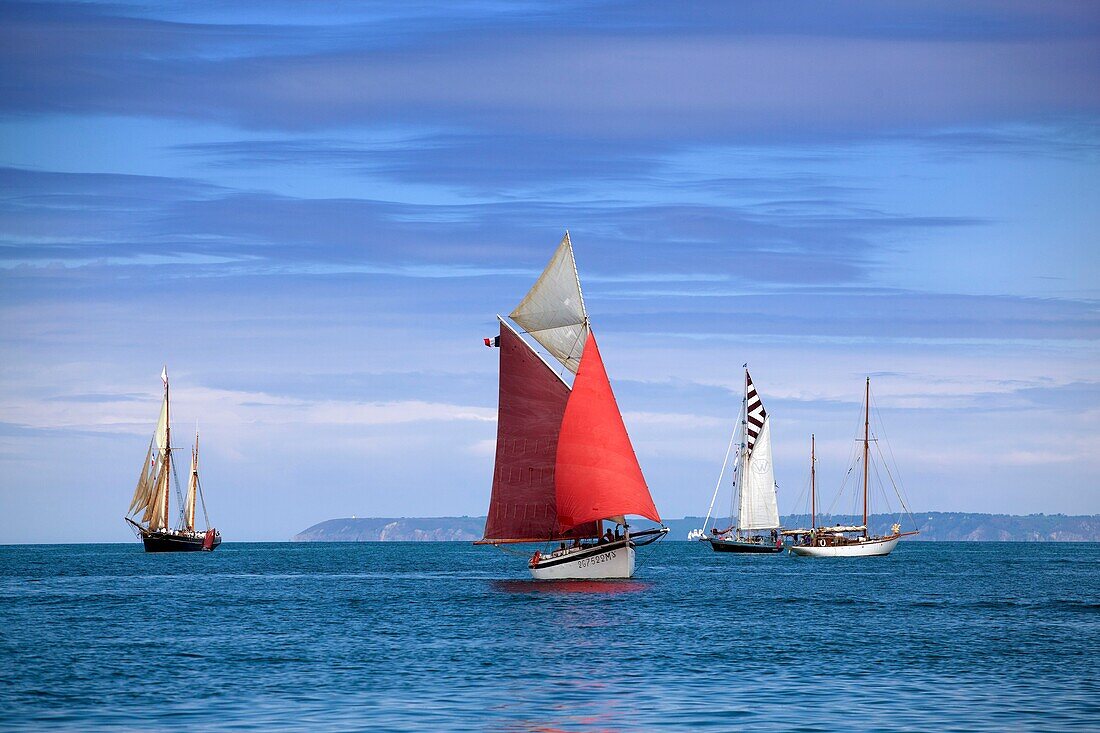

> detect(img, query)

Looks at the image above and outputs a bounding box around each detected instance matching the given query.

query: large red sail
[481,323,599,542]
[554,331,661,531]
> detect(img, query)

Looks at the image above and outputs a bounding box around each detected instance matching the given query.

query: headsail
[738,371,779,531]
[128,388,171,529]
[480,320,599,543]
[554,331,661,530]
[509,232,588,374]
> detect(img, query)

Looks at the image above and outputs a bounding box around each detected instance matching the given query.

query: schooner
[689,369,784,553]
[786,377,918,557]
[125,367,221,552]
[475,233,668,579]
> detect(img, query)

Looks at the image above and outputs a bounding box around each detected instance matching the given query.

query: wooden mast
[188,430,199,532]
[862,377,869,538]
[811,433,816,531]
[163,369,171,531]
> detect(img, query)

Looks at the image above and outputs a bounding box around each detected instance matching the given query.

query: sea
[1,541,1097,732]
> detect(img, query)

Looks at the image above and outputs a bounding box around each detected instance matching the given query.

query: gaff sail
[509,232,588,374]
[554,331,662,531]
[479,320,599,543]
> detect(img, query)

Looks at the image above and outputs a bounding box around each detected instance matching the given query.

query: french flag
[484,336,500,347]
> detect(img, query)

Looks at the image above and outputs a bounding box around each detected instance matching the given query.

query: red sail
[481,323,599,542]
[554,331,661,531]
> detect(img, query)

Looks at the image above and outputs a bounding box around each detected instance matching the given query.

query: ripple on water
[0,541,1097,731]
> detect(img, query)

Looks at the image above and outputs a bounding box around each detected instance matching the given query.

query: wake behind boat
[475,232,668,579]
[124,367,221,552]
[786,378,917,557]
[688,369,783,553]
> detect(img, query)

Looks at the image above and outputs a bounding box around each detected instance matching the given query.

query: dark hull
[141,531,221,553]
[708,538,783,554]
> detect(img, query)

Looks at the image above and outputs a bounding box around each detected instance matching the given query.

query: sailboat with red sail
[475,233,668,579]
[124,367,221,552]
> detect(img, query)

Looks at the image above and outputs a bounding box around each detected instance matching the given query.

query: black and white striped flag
[745,370,767,458]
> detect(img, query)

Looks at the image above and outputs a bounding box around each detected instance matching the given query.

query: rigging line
[170,456,186,530]
[701,419,738,532]
[871,396,917,524]
[196,475,211,529]
[874,438,916,525]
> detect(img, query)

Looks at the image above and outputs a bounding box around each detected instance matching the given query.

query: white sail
[185,435,198,531]
[154,393,168,453]
[509,232,588,373]
[739,417,780,530]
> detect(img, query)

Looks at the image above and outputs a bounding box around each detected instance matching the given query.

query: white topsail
[509,232,588,373]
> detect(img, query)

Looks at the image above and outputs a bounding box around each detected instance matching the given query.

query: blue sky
[1,1,1097,542]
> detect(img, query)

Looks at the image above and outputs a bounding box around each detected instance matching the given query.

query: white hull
[789,535,900,557]
[530,541,635,580]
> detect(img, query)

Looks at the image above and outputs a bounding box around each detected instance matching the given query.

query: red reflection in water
[490,579,651,595]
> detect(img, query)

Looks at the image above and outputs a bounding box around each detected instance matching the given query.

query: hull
[530,539,635,580]
[708,537,783,554]
[141,529,221,553]
[790,535,899,557]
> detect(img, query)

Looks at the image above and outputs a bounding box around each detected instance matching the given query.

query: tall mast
[188,429,199,532]
[163,366,171,531]
[862,377,869,538]
[734,369,748,534]
[811,433,816,531]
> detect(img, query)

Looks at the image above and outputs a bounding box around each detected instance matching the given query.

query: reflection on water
[490,579,653,595]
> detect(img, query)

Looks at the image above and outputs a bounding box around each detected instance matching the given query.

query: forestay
[509,232,588,374]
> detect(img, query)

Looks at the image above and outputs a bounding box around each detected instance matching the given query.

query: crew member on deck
[604,528,615,543]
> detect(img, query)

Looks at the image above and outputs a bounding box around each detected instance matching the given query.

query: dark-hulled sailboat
[689,369,783,552]
[125,367,221,552]
[475,233,668,579]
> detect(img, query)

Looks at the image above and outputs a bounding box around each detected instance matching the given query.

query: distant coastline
[292,512,1100,543]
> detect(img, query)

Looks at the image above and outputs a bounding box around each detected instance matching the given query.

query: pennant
[484,336,500,347]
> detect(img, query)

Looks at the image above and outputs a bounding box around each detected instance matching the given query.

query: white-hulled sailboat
[688,369,783,553]
[124,368,221,552]
[786,377,918,557]
[475,233,668,579]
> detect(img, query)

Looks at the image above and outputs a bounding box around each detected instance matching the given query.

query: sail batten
[509,233,589,374]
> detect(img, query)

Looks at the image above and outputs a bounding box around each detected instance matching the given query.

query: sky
[1,1,1098,543]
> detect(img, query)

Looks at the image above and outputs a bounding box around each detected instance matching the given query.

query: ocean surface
[1,541,1097,732]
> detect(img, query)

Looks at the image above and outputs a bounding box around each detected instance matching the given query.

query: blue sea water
[1,541,1097,732]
